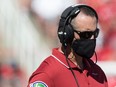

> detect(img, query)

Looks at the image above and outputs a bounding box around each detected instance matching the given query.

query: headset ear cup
[57,26,64,44]
[58,24,74,45]
[65,24,74,44]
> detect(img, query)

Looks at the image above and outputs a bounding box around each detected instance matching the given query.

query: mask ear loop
[94,51,98,63]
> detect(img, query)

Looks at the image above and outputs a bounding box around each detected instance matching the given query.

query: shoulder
[31,56,57,76]
[28,55,61,82]
[28,56,57,87]
[28,72,53,87]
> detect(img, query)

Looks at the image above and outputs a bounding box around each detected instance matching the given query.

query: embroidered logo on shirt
[30,81,48,87]
[92,72,98,76]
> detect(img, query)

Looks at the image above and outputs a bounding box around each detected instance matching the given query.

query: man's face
[71,12,98,40]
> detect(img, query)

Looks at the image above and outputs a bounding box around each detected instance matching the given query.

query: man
[27,4,108,87]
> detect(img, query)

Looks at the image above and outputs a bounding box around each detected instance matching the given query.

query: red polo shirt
[28,48,108,87]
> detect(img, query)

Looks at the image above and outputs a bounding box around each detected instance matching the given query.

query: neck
[58,47,84,70]
[69,52,84,70]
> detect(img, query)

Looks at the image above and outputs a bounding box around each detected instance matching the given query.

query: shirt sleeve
[27,72,53,87]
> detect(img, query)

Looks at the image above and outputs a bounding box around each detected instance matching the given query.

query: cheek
[91,35,94,39]
[74,33,80,39]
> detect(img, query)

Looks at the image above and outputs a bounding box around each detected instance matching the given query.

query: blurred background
[0,0,116,87]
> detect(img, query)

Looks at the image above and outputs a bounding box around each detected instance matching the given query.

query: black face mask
[71,39,96,59]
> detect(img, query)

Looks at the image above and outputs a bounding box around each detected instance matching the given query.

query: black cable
[63,48,80,87]
[62,13,80,87]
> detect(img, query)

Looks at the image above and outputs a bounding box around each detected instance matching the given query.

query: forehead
[71,12,97,31]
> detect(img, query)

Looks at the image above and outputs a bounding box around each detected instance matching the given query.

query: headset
[57,4,98,48]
